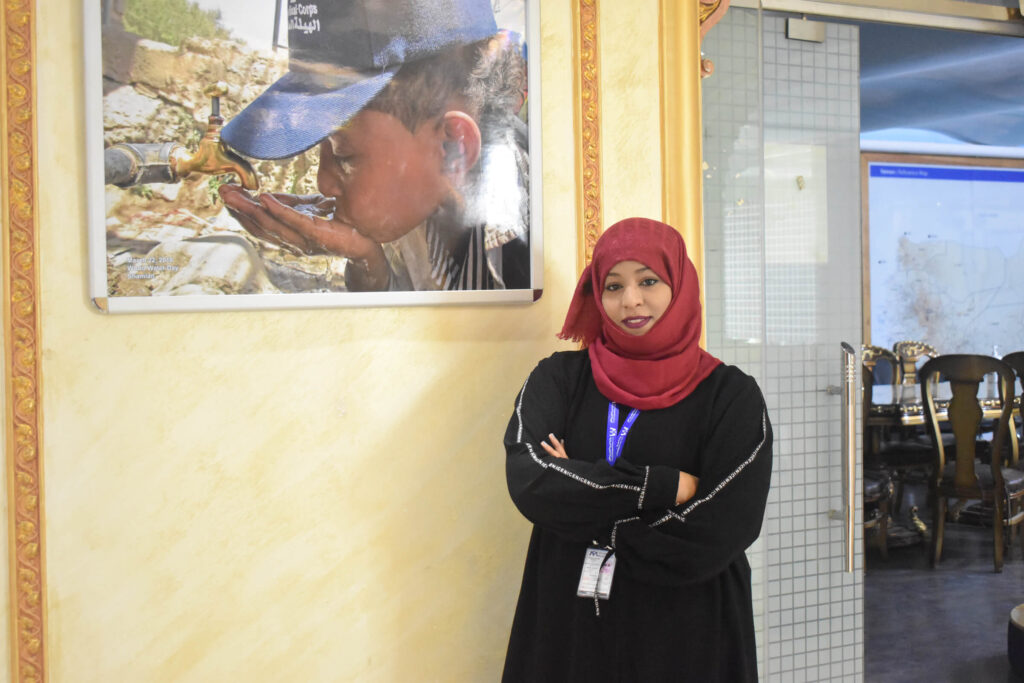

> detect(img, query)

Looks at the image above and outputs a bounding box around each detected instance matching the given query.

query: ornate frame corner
[699,1,730,77]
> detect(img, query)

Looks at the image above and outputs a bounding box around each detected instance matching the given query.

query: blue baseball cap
[222,0,498,160]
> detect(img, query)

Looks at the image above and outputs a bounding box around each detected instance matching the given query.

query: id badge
[576,547,616,600]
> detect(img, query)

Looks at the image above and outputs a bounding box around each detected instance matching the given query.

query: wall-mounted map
[865,154,1024,355]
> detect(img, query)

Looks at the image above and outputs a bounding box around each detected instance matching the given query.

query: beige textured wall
[599,0,664,223]
[32,1,662,680]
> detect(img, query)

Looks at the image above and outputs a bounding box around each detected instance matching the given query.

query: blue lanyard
[606,402,641,466]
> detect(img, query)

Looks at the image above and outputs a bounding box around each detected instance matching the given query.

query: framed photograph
[84,0,542,313]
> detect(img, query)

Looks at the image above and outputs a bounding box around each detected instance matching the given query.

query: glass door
[701,9,865,681]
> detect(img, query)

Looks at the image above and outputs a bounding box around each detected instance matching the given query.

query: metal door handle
[839,341,857,573]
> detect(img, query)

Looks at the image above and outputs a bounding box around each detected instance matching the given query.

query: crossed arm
[540,434,699,506]
[505,356,772,584]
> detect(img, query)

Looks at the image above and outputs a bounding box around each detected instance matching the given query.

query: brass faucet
[170,82,259,190]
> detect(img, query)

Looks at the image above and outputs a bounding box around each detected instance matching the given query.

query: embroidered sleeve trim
[652,408,768,528]
[638,465,650,509]
[514,378,642,494]
[610,516,640,549]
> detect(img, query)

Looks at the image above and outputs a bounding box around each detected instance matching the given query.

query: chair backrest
[893,340,939,386]
[862,345,899,417]
[919,354,1016,491]
[1004,351,1024,399]
[864,345,899,386]
[1003,350,1024,448]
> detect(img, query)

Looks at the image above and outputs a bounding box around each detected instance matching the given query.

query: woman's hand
[676,471,699,505]
[540,434,568,459]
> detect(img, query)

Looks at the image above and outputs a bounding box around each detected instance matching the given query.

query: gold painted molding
[659,1,707,296]
[574,0,717,348]
[573,0,723,272]
[658,1,728,347]
[572,0,602,272]
[2,0,47,681]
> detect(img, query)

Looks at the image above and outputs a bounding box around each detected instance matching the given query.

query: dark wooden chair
[920,354,1024,572]
[864,344,900,388]
[862,346,896,558]
[864,469,894,558]
[893,340,939,391]
[862,345,899,446]
[1003,351,1024,461]
[863,345,931,514]
[1004,351,1024,383]
[892,339,958,468]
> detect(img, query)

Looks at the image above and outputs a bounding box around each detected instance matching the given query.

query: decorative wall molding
[2,0,47,681]
[699,0,729,37]
[659,0,710,305]
[573,1,725,279]
[573,0,602,271]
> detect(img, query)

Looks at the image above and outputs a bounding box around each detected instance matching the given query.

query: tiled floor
[864,484,1024,683]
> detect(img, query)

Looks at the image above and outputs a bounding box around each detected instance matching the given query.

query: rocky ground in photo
[102,27,346,296]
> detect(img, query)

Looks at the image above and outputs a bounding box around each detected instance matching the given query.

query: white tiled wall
[702,10,865,682]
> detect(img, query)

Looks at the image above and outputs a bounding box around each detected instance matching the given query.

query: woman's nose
[622,285,643,307]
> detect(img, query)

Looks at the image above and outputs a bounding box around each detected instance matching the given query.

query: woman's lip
[622,316,651,329]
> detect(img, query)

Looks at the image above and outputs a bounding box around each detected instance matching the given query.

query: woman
[503,217,772,682]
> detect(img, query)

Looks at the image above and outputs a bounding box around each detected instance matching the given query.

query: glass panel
[701,8,770,677]
[702,9,864,682]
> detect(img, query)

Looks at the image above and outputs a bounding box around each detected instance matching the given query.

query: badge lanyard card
[576,402,639,601]
[577,547,616,599]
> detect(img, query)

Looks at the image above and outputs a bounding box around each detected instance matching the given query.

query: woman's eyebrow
[605,266,653,280]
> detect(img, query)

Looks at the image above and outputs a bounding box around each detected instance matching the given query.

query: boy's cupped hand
[219,184,384,265]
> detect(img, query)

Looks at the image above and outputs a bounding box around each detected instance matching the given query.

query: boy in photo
[218,0,530,292]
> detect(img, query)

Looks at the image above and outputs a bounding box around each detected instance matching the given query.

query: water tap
[169,82,259,190]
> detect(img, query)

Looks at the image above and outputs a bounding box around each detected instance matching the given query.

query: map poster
[864,153,1024,355]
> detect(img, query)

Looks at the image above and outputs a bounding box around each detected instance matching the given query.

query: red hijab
[559,217,721,410]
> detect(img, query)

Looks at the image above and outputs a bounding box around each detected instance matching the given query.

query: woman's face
[600,260,673,336]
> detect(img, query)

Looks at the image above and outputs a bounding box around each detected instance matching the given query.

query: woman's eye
[641,277,660,287]
[604,283,622,292]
